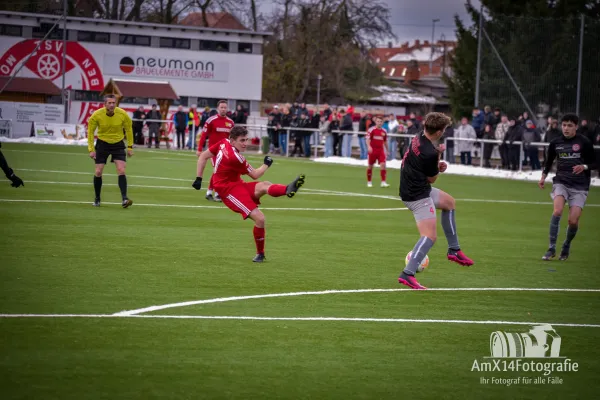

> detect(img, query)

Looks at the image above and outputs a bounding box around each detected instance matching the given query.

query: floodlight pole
[474,5,483,108]
[575,14,584,116]
[61,0,68,123]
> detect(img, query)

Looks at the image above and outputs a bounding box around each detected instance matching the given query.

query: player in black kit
[540,113,597,261]
[398,113,474,290]
[0,142,24,188]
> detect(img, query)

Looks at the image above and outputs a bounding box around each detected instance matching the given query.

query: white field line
[19,169,190,182]
[0,199,408,212]
[114,288,600,316]
[0,313,598,328]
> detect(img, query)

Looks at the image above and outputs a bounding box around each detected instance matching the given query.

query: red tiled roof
[110,79,179,100]
[369,48,406,63]
[179,12,248,31]
[0,77,61,95]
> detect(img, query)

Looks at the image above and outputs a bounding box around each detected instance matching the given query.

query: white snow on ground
[1,137,598,187]
[314,156,600,187]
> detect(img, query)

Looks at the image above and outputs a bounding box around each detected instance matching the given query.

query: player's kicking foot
[559,247,569,261]
[380,181,390,188]
[398,272,427,290]
[447,249,474,266]
[122,198,133,208]
[93,198,101,207]
[205,193,214,201]
[367,181,373,188]
[286,174,305,198]
[252,253,266,263]
[542,248,556,261]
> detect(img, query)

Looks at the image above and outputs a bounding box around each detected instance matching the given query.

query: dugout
[100,78,179,146]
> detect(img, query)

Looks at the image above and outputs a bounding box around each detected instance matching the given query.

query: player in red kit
[192,126,306,262]
[198,100,235,202]
[366,115,390,188]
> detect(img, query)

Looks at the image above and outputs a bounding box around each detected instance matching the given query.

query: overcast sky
[383,0,481,44]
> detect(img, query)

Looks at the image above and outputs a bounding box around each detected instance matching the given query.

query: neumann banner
[104,55,229,82]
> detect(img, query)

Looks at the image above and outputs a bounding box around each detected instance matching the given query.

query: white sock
[207,189,213,195]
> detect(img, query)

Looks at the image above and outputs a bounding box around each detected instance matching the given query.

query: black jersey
[400,132,440,201]
[543,134,597,191]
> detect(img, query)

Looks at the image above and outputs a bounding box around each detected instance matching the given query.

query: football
[405,251,430,273]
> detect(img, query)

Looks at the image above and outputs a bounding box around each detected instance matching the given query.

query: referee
[87,94,134,208]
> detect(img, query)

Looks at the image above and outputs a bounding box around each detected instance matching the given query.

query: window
[32,23,64,40]
[119,34,151,47]
[196,98,220,108]
[77,30,110,44]
[200,40,229,52]
[120,97,149,104]
[238,43,253,54]
[46,95,62,104]
[172,96,189,107]
[0,24,22,37]
[159,37,190,49]
[73,90,102,102]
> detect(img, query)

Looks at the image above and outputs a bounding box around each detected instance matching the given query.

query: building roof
[102,79,179,100]
[0,10,270,37]
[370,85,437,105]
[179,12,248,31]
[0,76,61,95]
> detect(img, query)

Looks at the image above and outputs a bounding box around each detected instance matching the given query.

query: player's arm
[575,139,598,174]
[198,122,209,149]
[87,114,98,154]
[247,157,273,180]
[366,131,372,153]
[123,112,134,154]
[384,132,389,154]
[539,141,556,188]
[424,153,440,184]
[192,149,216,190]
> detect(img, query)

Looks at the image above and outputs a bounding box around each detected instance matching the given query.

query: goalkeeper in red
[192,126,305,262]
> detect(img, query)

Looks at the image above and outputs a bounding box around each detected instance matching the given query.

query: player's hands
[196,150,202,157]
[7,170,24,188]
[192,177,203,190]
[368,146,373,154]
[572,165,586,175]
[89,151,96,160]
[438,161,448,173]
[538,175,546,189]
[264,156,274,167]
[127,149,134,158]
[437,144,446,153]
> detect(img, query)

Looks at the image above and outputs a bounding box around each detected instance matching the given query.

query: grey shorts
[551,184,588,209]
[403,187,441,221]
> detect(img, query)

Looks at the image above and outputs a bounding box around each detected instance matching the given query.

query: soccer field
[1,143,599,400]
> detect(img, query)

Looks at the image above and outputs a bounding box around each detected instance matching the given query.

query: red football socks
[367,169,373,182]
[253,226,265,254]
[267,184,287,197]
[381,169,387,182]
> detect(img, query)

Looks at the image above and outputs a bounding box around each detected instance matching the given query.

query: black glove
[7,169,24,188]
[264,156,273,167]
[192,177,202,190]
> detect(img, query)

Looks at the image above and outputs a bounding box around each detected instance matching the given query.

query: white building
[0,11,269,126]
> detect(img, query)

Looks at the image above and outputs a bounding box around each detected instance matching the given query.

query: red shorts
[368,149,386,165]
[218,182,261,219]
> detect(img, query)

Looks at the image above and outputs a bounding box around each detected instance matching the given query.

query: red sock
[267,184,287,197]
[367,169,372,182]
[381,169,387,182]
[253,226,265,254]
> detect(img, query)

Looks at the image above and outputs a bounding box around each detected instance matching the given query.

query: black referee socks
[118,175,128,200]
[93,176,102,199]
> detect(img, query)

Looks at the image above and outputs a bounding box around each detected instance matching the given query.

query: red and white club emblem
[0,39,105,124]
[572,144,580,152]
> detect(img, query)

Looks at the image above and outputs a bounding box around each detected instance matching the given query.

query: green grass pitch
[0,143,599,399]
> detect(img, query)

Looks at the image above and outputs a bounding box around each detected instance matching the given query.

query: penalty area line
[0,314,598,328]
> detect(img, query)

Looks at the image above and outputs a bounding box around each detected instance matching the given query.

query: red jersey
[199,114,234,148]
[366,127,387,150]
[208,139,254,192]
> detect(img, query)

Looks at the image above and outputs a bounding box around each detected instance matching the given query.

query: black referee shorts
[95,139,126,164]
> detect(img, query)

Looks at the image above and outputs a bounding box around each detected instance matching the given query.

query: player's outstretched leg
[560,206,582,261]
[367,167,373,187]
[543,194,565,260]
[248,208,266,262]
[434,189,473,266]
[285,174,305,198]
[399,218,436,290]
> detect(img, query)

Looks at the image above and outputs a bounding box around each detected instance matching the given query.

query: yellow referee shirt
[87,107,134,152]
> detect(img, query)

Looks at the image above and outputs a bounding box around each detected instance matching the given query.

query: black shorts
[95,139,126,164]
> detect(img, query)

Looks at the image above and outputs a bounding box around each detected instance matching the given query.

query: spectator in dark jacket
[266,114,280,153]
[339,109,354,157]
[543,118,561,165]
[523,120,541,170]
[172,105,188,150]
[471,108,485,138]
[145,104,161,148]
[482,124,495,168]
[357,111,369,160]
[132,106,145,145]
[505,118,523,171]
[329,113,341,156]
[233,105,247,124]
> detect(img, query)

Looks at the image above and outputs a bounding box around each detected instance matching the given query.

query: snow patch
[313,156,600,187]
